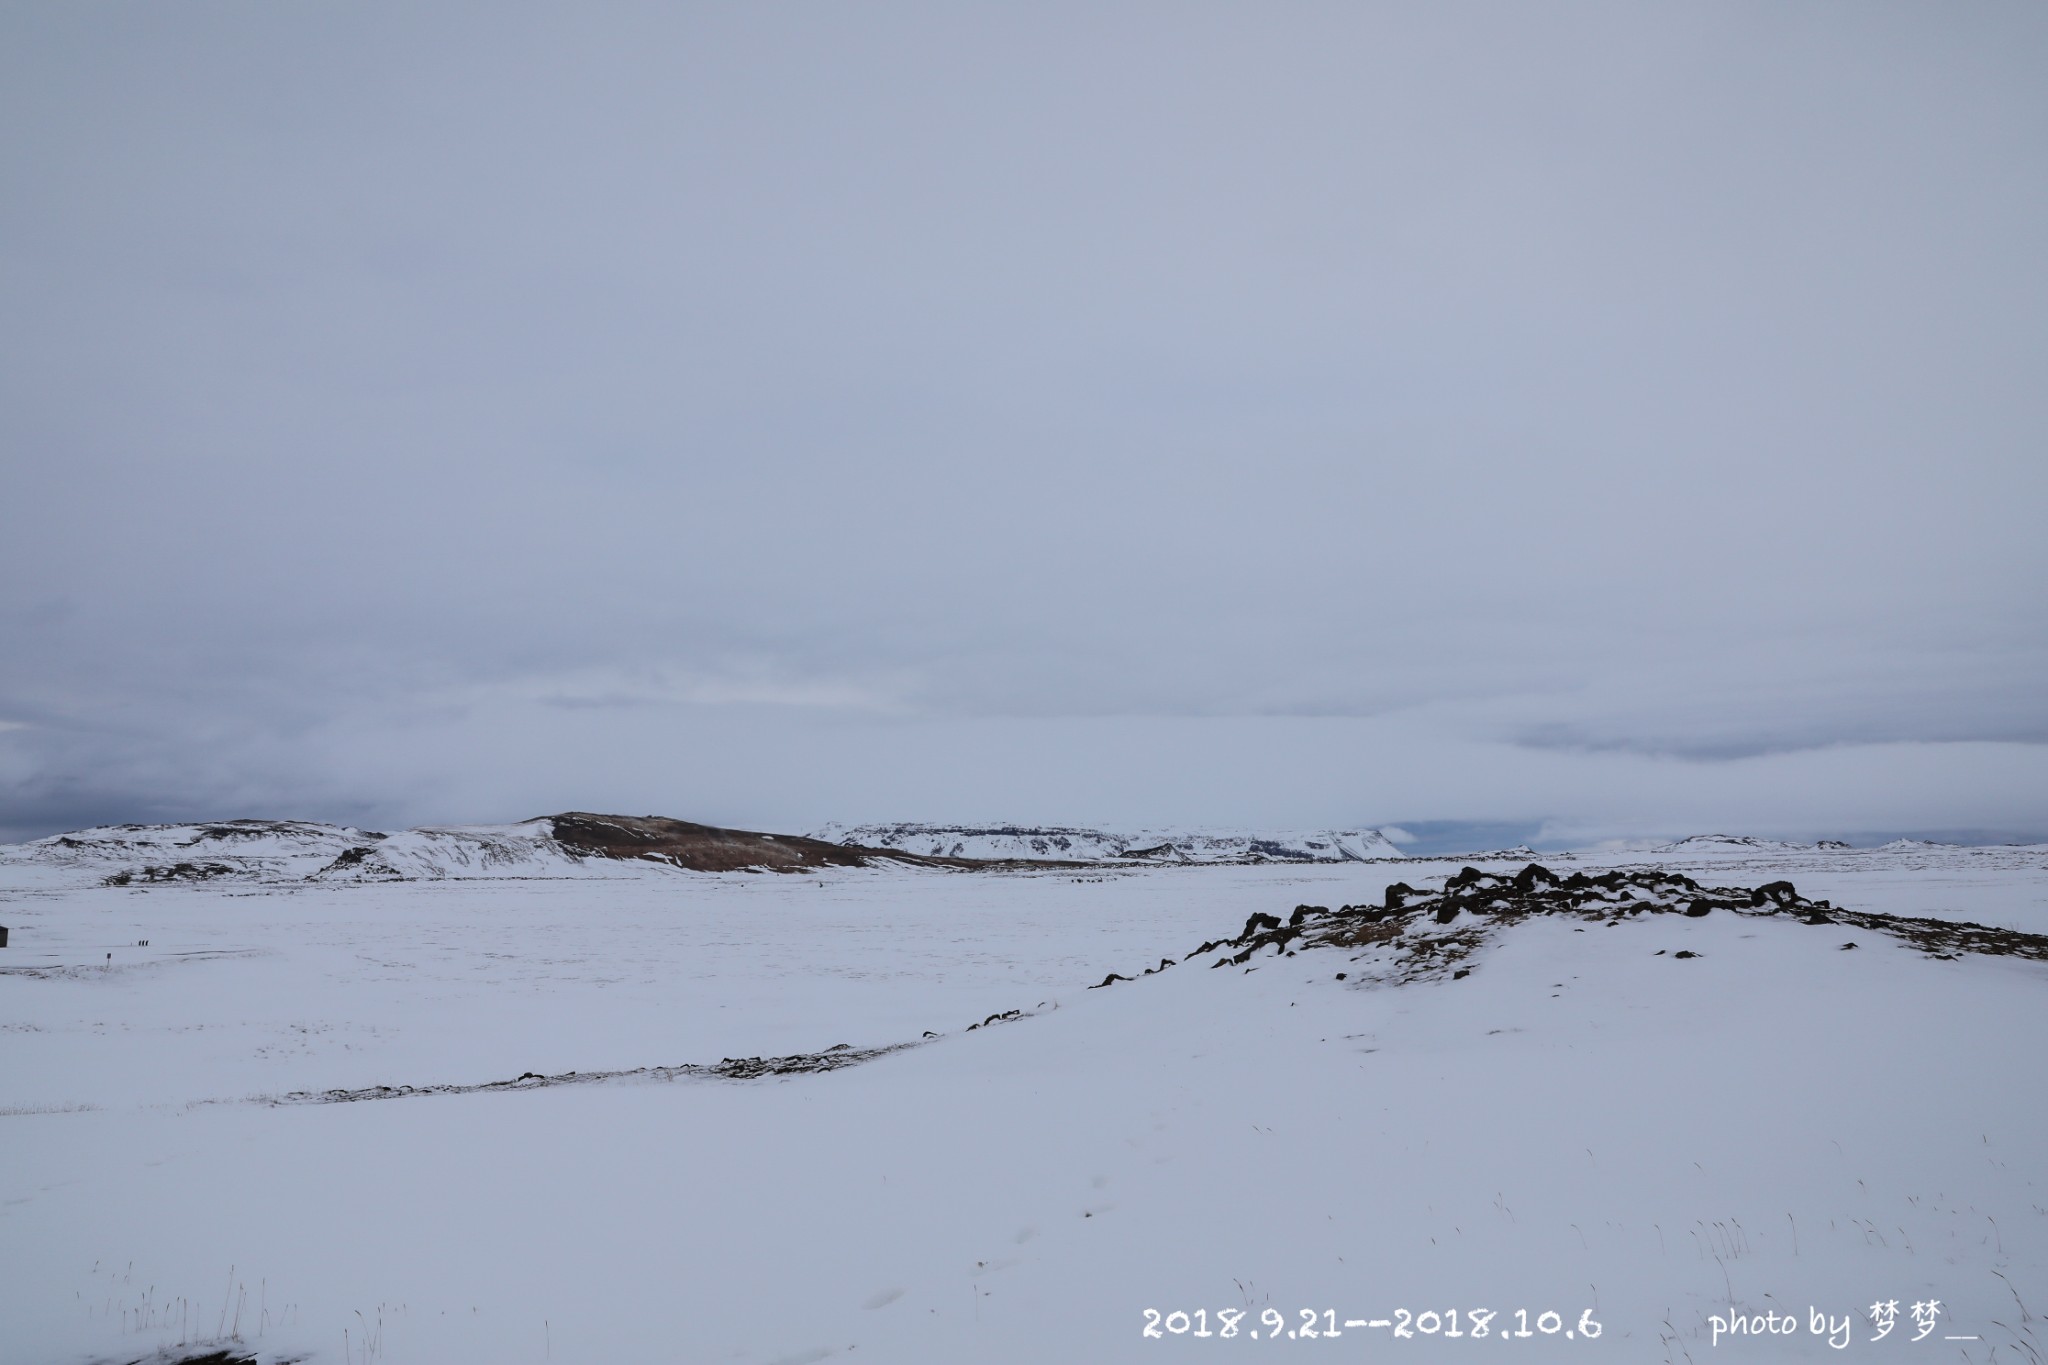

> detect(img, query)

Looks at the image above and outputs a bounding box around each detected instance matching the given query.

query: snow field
[2,850,2043,1363]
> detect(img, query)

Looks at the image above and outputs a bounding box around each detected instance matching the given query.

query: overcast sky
[2,2,2044,846]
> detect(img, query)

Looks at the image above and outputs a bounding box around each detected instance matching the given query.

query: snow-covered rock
[306,821,603,881]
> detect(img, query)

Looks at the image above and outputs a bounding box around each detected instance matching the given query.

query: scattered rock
[1088,863,2048,992]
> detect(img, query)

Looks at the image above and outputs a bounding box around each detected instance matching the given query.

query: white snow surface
[812,821,1405,862]
[2,838,2045,1364]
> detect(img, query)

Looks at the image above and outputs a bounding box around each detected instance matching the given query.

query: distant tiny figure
[106,952,111,963]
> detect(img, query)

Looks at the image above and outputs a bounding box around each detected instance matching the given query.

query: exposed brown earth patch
[545,811,1073,873]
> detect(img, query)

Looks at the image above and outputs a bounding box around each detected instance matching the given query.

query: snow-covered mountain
[1120,828,1405,863]
[809,822,1403,863]
[0,817,610,886]
[1651,833,1819,855]
[809,824,1128,861]
[2,818,386,882]
[0,812,1035,887]
[11,819,2025,888]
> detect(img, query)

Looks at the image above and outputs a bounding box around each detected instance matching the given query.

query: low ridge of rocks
[1090,863,2048,989]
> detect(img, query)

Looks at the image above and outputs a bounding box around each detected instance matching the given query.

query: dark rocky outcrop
[102,861,238,886]
[1089,863,2048,989]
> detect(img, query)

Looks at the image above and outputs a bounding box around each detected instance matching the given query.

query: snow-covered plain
[2,835,2044,1364]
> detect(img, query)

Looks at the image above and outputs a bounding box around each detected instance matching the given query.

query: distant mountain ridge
[6,819,2014,889]
[0,813,990,886]
[1648,833,1966,855]
[2,815,1409,887]
[1653,834,1813,854]
[809,822,1404,863]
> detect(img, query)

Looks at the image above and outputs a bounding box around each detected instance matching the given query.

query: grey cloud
[2,3,2044,843]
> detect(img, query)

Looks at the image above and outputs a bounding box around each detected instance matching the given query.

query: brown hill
[545,812,1005,873]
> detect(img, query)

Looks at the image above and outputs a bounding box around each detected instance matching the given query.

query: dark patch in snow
[0,948,264,981]
[95,1349,302,1365]
[103,861,238,886]
[266,1041,913,1106]
[308,844,408,881]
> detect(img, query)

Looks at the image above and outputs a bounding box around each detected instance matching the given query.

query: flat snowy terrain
[2,836,2044,1364]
